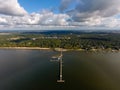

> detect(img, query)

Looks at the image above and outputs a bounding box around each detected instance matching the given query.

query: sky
[0,0,120,30]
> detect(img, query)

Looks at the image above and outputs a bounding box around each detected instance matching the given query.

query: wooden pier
[57,51,64,82]
[51,49,65,83]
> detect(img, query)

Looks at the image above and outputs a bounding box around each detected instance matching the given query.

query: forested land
[0,31,120,50]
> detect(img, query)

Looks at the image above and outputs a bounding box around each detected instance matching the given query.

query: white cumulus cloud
[1,0,120,29]
[0,10,70,29]
[0,0,27,16]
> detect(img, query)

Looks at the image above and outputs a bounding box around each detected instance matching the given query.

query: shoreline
[0,47,119,52]
[0,47,51,50]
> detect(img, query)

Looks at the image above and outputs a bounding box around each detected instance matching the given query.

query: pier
[51,49,65,83]
[57,51,65,82]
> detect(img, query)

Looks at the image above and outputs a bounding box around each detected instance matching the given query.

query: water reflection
[0,50,120,90]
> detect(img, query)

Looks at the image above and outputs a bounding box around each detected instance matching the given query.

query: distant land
[0,30,120,52]
[0,29,120,34]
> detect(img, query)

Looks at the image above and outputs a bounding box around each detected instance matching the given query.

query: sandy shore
[0,47,51,50]
[0,47,78,52]
[0,47,71,52]
[0,47,119,52]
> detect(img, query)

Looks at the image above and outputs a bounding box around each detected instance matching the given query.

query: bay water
[0,50,120,90]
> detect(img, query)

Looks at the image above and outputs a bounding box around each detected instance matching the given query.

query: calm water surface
[0,50,120,90]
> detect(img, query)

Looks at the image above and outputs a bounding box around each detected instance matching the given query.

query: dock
[57,53,65,83]
[51,49,65,83]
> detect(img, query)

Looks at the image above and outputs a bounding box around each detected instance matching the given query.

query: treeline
[0,33,120,50]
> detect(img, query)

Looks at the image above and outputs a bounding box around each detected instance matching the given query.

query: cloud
[37,10,69,26]
[0,17,7,25]
[1,12,120,29]
[59,0,73,12]
[1,0,120,29]
[17,10,69,26]
[0,0,27,16]
[60,0,120,22]
[0,10,70,29]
